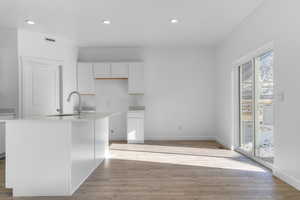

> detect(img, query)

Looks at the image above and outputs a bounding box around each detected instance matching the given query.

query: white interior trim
[231,42,275,169]
[236,147,273,170]
[273,169,300,191]
[18,56,64,117]
[145,135,217,141]
[233,41,274,68]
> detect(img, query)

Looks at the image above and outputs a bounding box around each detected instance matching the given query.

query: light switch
[106,99,111,107]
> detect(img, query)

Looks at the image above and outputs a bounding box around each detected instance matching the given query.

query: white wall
[0,29,18,112]
[143,47,216,140]
[79,46,216,140]
[17,30,78,114]
[215,0,300,190]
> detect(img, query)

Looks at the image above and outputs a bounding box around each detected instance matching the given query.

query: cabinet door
[127,117,144,143]
[77,63,95,94]
[95,117,109,162]
[93,63,111,78]
[111,63,129,78]
[0,122,5,154]
[128,63,144,94]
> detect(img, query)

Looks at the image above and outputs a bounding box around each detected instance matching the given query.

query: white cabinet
[95,117,109,161]
[111,63,129,78]
[0,113,15,157]
[93,63,111,78]
[128,63,144,94]
[77,63,95,94]
[78,61,145,94]
[127,111,144,143]
[6,117,110,196]
[93,62,129,78]
[0,122,5,156]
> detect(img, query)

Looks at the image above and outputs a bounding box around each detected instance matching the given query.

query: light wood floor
[1,141,300,200]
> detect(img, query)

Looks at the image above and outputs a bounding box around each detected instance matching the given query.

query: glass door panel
[254,51,274,163]
[239,61,254,154]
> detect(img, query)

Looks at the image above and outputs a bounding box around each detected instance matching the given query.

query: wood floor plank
[1,141,300,200]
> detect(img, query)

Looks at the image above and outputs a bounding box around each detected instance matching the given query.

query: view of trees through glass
[239,50,274,164]
[255,51,274,163]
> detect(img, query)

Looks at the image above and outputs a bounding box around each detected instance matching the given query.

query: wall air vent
[45,37,56,42]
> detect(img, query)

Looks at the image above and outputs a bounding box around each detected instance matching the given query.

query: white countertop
[6,112,120,121]
[128,106,145,111]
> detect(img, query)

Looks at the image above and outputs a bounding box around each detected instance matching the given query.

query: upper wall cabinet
[94,63,129,78]
[128,63,144,94]
[93,63,111,78]
[78,62,144,94]
[111,63,129,78]
[77,62,95,94]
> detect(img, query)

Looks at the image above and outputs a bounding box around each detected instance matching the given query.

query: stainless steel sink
[47,113,80,117]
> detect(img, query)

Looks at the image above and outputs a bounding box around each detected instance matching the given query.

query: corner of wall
[215,136,232,150]
[273,169,300,191]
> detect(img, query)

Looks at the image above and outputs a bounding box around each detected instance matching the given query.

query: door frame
[232,42,275,169]
[18,56,64,117]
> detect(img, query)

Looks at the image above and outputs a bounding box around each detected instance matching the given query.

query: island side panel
[95,117,109,164]
[6,120,71,197]
[70,120,95,194]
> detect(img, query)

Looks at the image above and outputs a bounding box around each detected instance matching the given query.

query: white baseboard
[127,140,144,144]
[273,169,300,191]
[144,135,217,141]
[215,137,232,149]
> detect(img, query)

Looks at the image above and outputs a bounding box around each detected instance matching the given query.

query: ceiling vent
[45,37,56,43]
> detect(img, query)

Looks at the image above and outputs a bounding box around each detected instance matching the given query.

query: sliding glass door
[254,51,274,163]
[239,61,254,154]
[238,50,274,164]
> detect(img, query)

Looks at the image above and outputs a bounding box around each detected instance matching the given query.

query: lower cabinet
[0,122,5,156]
[6,117,110,197]
[127,111,144,143]
[95,117,109,160]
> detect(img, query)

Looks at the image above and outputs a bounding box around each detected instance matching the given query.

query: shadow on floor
[1,141,300,200]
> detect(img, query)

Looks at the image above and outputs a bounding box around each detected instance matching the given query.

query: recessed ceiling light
[170,18,179,24]
[102,20,111,25]
[25,19,35,25]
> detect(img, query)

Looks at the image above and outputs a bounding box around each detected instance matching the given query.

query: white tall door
[22,57,61,117]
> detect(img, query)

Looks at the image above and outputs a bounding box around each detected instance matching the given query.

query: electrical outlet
[110,129,114,134]
[178,125,183,131]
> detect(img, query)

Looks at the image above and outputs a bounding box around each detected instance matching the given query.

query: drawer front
[127,111,144,118]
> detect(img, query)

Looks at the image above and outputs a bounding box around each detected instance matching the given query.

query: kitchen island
[5,112,114,197]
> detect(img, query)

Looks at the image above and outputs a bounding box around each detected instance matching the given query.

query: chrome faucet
[67,91,82,114]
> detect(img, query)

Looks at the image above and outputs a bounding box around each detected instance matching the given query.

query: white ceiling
[0,0,264,46]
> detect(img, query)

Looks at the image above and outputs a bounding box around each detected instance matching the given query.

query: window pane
[239,60,254,154]
[255,51,274,163]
